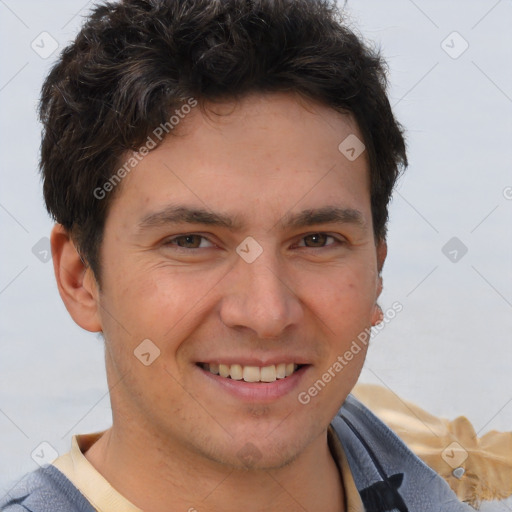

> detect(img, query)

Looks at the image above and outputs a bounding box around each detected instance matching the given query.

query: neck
[84,424,345,512]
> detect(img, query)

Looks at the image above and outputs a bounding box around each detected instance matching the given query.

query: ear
[371,239,387,326]
[50,224,102,332]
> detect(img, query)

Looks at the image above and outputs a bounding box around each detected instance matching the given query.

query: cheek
[300,262,377,323]
[100,260,226,351]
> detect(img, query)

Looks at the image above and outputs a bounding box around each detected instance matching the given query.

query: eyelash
[162,233,345,251]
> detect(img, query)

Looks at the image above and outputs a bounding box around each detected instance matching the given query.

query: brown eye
[176,235,202,248]
[302,233,330,248]
[166,235,212,249]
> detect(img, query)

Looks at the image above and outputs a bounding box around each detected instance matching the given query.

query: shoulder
[334,391,473,511]
[0,465,95,512]
[350,383,512,510]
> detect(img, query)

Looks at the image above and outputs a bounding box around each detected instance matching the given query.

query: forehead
[107,92,371,229]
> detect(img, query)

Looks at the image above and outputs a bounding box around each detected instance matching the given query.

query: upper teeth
[204,363,298,382]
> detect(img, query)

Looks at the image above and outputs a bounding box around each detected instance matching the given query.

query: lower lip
[197,365,310,402]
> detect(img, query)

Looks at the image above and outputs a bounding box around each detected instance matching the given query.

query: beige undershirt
[52,432,142,512]
[51,428,364,512]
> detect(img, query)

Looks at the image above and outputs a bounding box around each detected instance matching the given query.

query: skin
[51,92,386,512]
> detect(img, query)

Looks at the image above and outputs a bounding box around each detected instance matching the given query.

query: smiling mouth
[198,363,304,383]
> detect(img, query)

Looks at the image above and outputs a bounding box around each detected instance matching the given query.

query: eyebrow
[136,204,367,232]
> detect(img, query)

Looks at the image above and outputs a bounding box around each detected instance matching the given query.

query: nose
[219,248,303,339]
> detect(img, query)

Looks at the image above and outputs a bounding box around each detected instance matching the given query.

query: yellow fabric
[52,429,363,511]
[352,383,512,508]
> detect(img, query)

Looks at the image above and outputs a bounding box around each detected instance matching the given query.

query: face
[91,93,384,469]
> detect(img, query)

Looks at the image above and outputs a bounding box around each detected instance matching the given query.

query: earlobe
[50,224,102,332]
[371,303,384,326]
[371,275,384,326]
[371,239,387,326]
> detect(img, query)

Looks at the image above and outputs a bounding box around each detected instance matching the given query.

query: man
[1,0,509,511]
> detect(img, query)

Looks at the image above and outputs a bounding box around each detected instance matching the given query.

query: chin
[202,434,306,472]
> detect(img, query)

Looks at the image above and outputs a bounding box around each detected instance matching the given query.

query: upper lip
[197,358,310,366]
